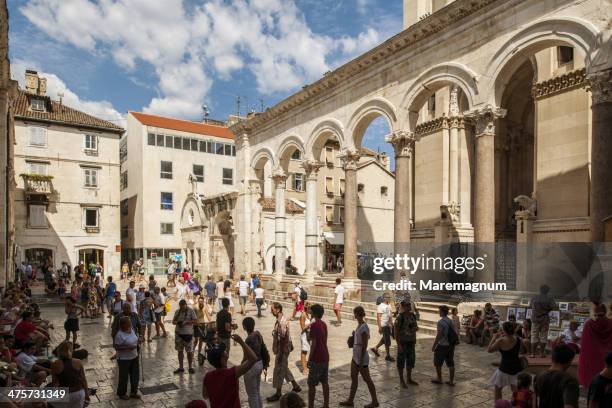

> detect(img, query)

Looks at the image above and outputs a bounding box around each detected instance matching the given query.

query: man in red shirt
[307,304,329,408]
[202,334,257,407]
[14,311,49,351]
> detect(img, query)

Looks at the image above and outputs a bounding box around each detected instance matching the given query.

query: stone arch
[485,17,600,106]
[306,118,345,159]
[179,194,206,229]
[276,134,306,160]
[250,146,276,170]
[347,97,398,148]
[401,62,480,131]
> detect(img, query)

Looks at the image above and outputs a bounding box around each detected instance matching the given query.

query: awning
[323,231,344,246]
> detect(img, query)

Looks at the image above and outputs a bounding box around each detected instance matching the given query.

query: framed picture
[575,315,589,325]
[559,302,569,312]
[549,311,561,327]
[561,320,571,330]
[526,309,533,320]
[548,328,560,340]
[516,307,526,321]
[520,297,530,306]
[507,307,516,321]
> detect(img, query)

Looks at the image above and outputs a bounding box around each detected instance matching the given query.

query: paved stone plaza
[39,295,519,408]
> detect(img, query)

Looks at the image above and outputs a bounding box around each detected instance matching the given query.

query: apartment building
[120,111,236,274]
[13,70,124,276]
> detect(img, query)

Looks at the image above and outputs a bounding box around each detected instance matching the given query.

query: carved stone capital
[271,166,287,186]
[587,69,612,105]
[385,130,420,158]
[338,148,360,171]
[465,105,507,138]
[301,159,323,180]
[448,115,465,129]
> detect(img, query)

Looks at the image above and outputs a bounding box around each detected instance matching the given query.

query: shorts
[175,334,194,352]
[295,300,305,313]
[531,321,549,344]
[154,312,163,323]
[433,344,455,368]
[333,303,342,312]
[219,337,231,354]
[64,318,79,333]
[239,296,248,305]
[397,341,416,369]
[307,361,329,386]
[381,326,392,347]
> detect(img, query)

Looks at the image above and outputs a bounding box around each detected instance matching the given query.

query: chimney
[23,70,47,96]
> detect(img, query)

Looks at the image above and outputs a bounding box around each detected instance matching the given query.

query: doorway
[78,248,104,269]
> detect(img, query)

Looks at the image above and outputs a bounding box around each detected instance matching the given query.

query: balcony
[21,174,53,196]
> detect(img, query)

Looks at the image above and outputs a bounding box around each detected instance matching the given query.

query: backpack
[375,296,384,305]
[443,319,460,346]
[257,332,271,369]
[299,287,308,301]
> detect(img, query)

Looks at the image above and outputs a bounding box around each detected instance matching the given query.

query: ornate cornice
[415,117,447,135]
[230,0,500,135]
[338,148,360,171]
[465,105,506,137]
[587,69,612,105]
[532,68,587,100]
[385,130,420,158]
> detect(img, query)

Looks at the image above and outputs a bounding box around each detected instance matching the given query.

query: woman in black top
[51,341,89,407]
[487,321,523,401]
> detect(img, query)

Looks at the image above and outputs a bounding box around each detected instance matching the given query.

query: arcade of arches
[229,0,612,295]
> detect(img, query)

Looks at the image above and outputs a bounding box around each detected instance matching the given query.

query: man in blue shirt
[204,275,217,307]
[105,276,117,319]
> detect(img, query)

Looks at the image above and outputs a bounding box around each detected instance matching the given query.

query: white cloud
[19,0,383,119]
[11,59,126,128]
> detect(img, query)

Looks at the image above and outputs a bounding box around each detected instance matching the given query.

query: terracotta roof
[359,146,379,157]
[131,111,234,140]
[259,198,304,213]
[13,90,124,133]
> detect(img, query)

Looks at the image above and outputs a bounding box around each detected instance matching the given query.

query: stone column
[272,166,288,277]
[449,116,462,207]
[339,148,360,279]
[466,106,506,281]
[302,159,323,279]
[587,70,612,242]
[386,130,418,252]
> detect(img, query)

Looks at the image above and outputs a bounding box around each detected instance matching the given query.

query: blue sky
[8,0,400,165]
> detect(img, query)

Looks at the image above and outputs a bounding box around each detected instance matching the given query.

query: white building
[13,70,124,276]
[120,111,236,275]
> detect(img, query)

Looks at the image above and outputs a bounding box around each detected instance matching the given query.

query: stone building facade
[231,0,612,296]
[13,71,124,277]
[120,112,236,275]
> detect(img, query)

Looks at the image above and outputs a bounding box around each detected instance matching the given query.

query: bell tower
[403,0,455,30]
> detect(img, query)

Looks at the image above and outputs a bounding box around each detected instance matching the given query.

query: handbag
[347,331,355,348]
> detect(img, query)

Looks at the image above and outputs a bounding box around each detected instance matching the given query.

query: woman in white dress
[299,304,312,375]
[340,306,379,408]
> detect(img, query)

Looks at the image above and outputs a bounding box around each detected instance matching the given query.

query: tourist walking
[50,341,89,407]
[431,305,458,386]
[172,299,197,374]
[104,276,117,319]
[267,302,301,402]
[111,303,141,340]
[194,296,212,364]
[236,275,250,315]
[204,275,216,307]
[534,344,579,408]
[202,334,257,408]
[64,297,84,346]
[395,300,419,387]
[254,283,265,317]
[224,279,235,314]
[121,262,129,283]
[110,292,125,317]
[578,303,612,389]
[340,306,378,408]
[148,274,157,292]
[529,285,557,357]
[152,286,167,338]
[138,291,155,342]
[488,321,523,401]
[216,276,225,312]
[307,304,329,408]
[291,280,305,320]
[333,278,344,325]
[242,317,267,408]
[371,293,394,362]
[114,316,141,400]
[216,297,235,353]
[299,304,312,375]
